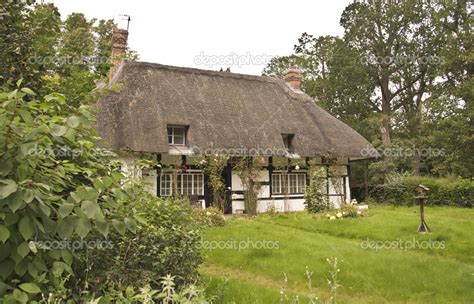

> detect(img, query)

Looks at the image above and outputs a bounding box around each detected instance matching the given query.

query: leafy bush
[233,157,261,215]
[339,203,359,218]
[373,174,474,207]
[304,167,330,213]
[199,156,229,212]
[41,275,212,303]
[0,86,204,302]
[81,194,203,294]
[325,201,364,220]
[192,207,226,228]
[0,85,143,302]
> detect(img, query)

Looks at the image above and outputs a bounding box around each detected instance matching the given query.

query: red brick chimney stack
[283,65,303,90]
[109,28,129,80]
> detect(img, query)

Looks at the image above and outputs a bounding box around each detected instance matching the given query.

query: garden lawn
[200,205,474,303]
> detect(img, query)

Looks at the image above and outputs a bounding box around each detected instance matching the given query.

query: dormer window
[167,125,186,145]
[282,134,294,152]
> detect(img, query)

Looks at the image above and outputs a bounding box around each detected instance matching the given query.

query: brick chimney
[283,65,303,90]
[109,28,129,80]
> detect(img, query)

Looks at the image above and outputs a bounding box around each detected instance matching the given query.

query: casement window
[272,174,283,194]
[178,173,204,195]
[167,126,186,145]
[289,173,306,194]
[160,172,204,196]
[160,173,173,196]
[271,172,306,195]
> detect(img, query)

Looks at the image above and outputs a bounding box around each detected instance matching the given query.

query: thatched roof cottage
[95,28,373,214]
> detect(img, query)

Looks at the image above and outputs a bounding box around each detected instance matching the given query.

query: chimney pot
[283,65,303,90]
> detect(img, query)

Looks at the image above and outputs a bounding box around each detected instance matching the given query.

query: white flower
[357,211,362,215]
[329,216,336,220]
[295,165,300,170]
[336,212,343,218]
[351,199,358,205]
[206,211,211,216]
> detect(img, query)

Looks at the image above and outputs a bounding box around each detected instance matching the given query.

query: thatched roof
[95,61,373,159]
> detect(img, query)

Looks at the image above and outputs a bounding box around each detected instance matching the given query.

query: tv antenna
[119,14,131,31]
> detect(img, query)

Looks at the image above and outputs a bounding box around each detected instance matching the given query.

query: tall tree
[340,0,446,175]
[0,2,133,105]
[422,0,473,177]
[264,0,471,178]
[0,1,61,91]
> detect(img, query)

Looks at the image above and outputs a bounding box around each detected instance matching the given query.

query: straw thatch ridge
[95,60,373,158]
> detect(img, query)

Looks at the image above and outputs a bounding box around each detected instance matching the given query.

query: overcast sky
[52,0,353,75]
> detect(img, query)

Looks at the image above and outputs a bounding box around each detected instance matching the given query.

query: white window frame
[271,172,306,195]
[160,173,173,196]
[272,174,283,194]
[167,126,186,146]
[160,172,204,196]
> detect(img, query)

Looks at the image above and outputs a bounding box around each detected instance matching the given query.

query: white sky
[51,0,353,75]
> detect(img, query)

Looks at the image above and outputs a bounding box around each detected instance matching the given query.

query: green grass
[200,205,474,303]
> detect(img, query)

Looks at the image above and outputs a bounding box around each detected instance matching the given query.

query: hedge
[373,176,474,208]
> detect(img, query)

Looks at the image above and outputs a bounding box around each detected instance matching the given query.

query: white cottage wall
[118,154,157,195]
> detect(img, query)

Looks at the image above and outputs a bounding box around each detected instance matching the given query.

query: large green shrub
[192,206,226,228]
[0,85,141,302]
[304,167,330,213]
[374,174,474,207]
[233,157,261,215]
[0,85,204,302]
[199,156,229,212]
[82,194,203,293]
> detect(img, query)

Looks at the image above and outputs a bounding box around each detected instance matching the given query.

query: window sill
[271,194,305,198]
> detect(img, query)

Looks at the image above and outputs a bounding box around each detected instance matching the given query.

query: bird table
[414,184,430,233]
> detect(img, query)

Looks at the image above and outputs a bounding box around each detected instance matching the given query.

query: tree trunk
[379,113,393,175]
[411,112,422,176]
[380,76,393,178]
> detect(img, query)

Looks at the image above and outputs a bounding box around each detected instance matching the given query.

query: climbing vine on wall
[233,156,263,215]
[304,159,329,213]
[199,155,229,212]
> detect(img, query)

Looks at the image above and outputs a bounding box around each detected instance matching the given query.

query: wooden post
[418,197,430,233]
[415,184,430,233]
